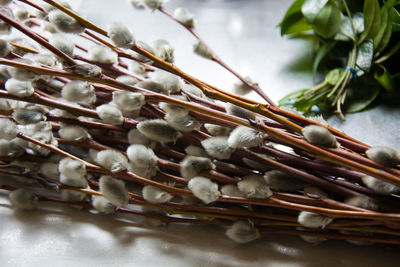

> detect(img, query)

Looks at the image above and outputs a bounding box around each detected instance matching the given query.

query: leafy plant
[279,0,400,119]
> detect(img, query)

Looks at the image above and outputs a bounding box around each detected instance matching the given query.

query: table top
[0,1,399,266]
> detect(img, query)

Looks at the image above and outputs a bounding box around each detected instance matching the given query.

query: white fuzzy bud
[361,175,400,195]
[174,7,194,28]
[49,33,74,57]
[237,174,272,199]
[9,188,38,210]
[112,90,145,111]
[193,40,213,59]
[188,176,220,204]
[180,156,215,180]
[366,146,400,167]
[137,119,182,143]
[344,196,379,211]
[13,107,46,125]
[226,103,256,120]
[142,185,173,204]
[221,184,245,197]
[137,80,167,94]
[0,118,18,140]
[70,63,102,77]
[88,46,118,64]
[13,6,29,21]
[108,22,135,48]
[303,185,328,198]
[128,162,158,178]
[134,41,155,63]
[126,144,157,168]
[225,221,260,244]
[41,21,58,34]
[24,52,57,67]
[91,195,116,214]
[183,83,206,98]
[127,128,154,147]
[165,113,201,132]
[59,125,90,142]
[143,0,163,10]
[232,76,254,96]
[228,126,264,148]
[204,123,231,136]
[99,175,129,208]
[7,58,37,81]
[307,115,328,126]
[201,136,234,160]
[297,211,333,229]
[185,145,208,157]
[0,138,24,156]
[159,95,188,116]
[153,69,182,94]
[39,162,60,180]
[130,0,145,9]
[96,149,128,172]
[48,10,84,33]
[242,154,273,171]
[264,170,305,192]
[61,80,96,104]
[0,38,10,57]
[96,104,124,125]
[153,39,174,63]
[58,157,87,187]
[116,75,138,85]
[0,7,13,34]
[302,125,337,148]
[61,189,86,202]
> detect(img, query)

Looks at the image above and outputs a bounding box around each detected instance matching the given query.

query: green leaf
[325,68,345,85]
[386,0,400,8]
[312,41,336,80]
[280,13,313,35]
[390,7,400,32]
[376,10,393,52]
[302,0,329,23]
[373,7,389,50]
[355,39,374,76]
[345,78,380,113]
[312,1,342,38]
[360,0,381,42]
[281,0,306,21]
[374,64,396,92]
[278,88,309,106]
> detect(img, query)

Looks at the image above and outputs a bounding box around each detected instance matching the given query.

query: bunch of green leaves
[279,0,400,119]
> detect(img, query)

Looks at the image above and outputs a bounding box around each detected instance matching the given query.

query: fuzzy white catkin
[116,75,138,86]
[302,125,337,148]
[193,40,213,59]
[0,38,11,57]
[297,211,333,229]
[143,0,163,10]
[70,63,102,77]
[48,10,84,33]
[185,145,208,157]
[361,175,400,195]
[225,221,260,244]
[88,45,118,64]
[58,125,90,142]
[9,188,38,210]
[153,39,174,63]
[0,138,24,157]
[0,7,12,33]
[96,104,124,125]
[204,123,231,136]
[137,119,182,143]
[0,118,18,140]
[365,146,400,167]
[188,177,221,204]
[61,80,96,104]
[61,189,86,202]
[182,83,206,98]
[108,22,135,48]
[28,131,56,156]
[7,58,37,81]
[49,33,75,57]
[232,77,254,96]
[96,149,128,172]
[344,196,379,211]
[264,170,305,192]
[13,6,29,21]
[221,184,245,197]
[112,90,145,111]
[127,129,154,147]
[226,103,256,120]
[130,0,145,9]
[39,162,60,180]
[12,108,46,125]
[91,195,116,214]
[165,113,201,132]
[152,69,182,94]
[142,185,173,204]
[228,126,264,148]
[174,7,194,28]
[137,80,168,94]
[237,175,273,199]
[180,156,215,180]
[25,52,57,67]
[128,162,158,178]
[201,136,234,160]
[126,144,158,168]
[99,175,129,208]
[58,157,87,187]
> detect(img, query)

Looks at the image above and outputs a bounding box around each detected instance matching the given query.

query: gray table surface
[0,0,399,266]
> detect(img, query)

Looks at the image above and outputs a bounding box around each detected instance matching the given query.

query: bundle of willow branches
[0,0,400,247]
